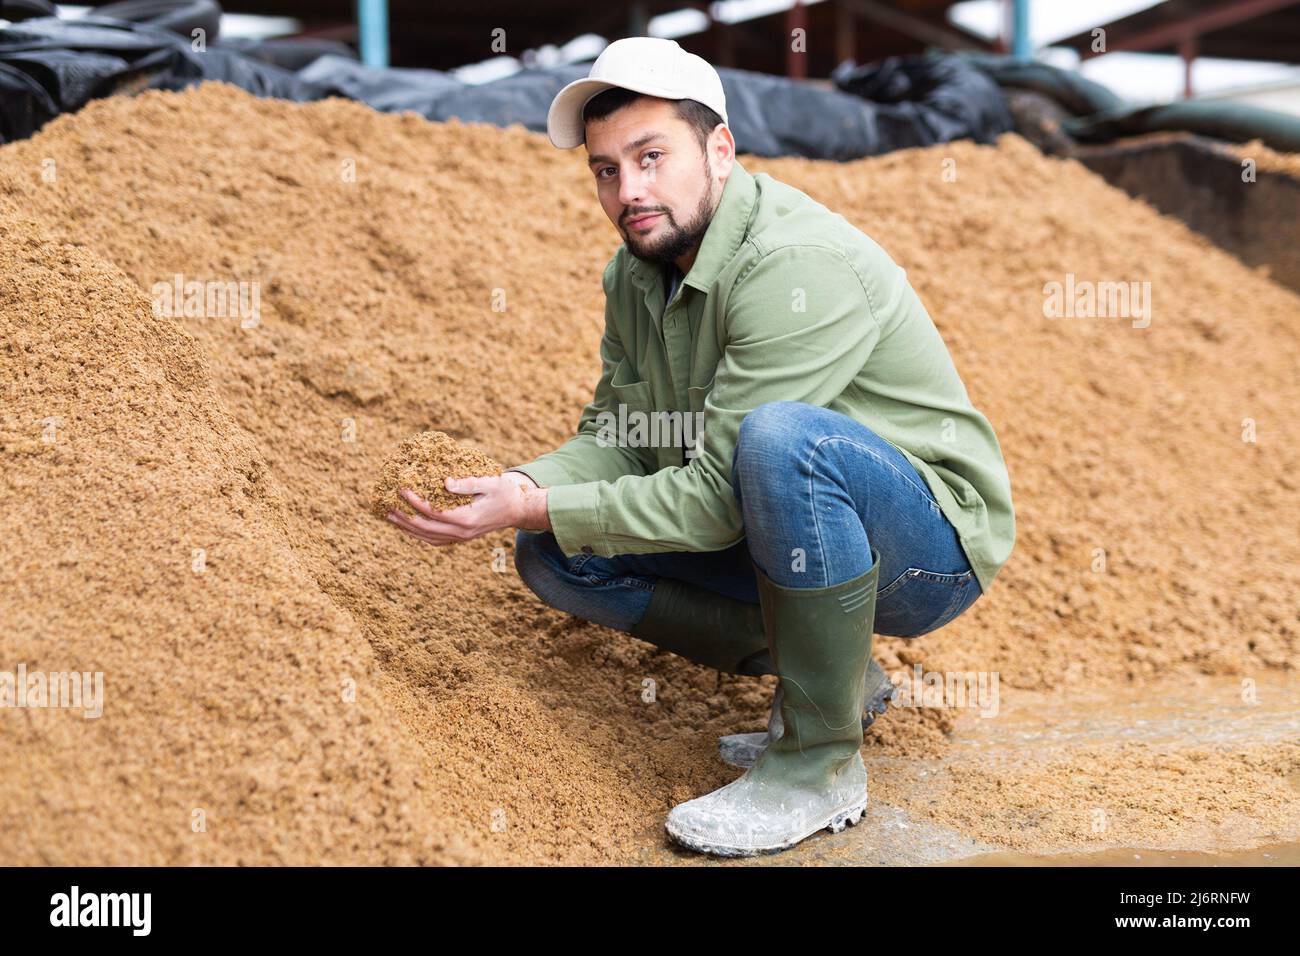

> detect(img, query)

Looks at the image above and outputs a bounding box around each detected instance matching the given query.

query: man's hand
[386,471,549,546]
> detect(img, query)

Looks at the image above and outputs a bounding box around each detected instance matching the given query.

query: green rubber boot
[717,656,894,768]
[629,578,773,675]
[628,579,897,744]
[665,550,881,857]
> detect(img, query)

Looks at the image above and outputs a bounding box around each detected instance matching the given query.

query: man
[386,37,1015,857]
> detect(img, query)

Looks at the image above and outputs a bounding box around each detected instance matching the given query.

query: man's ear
[709,123,736,182]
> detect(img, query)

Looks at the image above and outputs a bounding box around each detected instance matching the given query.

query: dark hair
[582,87,723,153]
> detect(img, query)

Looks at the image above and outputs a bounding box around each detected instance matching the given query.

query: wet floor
[637,672,1300,866]
[945,841,1300,866]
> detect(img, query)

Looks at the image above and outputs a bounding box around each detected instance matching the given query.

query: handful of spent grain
[369,431,501,519]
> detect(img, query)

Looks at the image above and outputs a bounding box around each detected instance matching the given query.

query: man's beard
[622,164,716,268]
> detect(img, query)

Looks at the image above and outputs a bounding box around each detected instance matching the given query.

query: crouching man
[386,37,1015,858]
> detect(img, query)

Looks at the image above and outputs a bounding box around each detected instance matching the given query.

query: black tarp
[295,54,460,116]
[0,15,1018,158]
[1069,100,1300,153]
[962,51,1300,154]
[4,12,1300,156]
[0,16,317,141]
[289,56,1016,159]
[2,9,1300,157]
[830,53,1014,148]
[960,52,1125,117]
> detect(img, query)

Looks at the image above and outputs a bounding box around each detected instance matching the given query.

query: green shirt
[507,159,1015,593]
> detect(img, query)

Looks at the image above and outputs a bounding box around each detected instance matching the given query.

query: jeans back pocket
[874,567,979,638]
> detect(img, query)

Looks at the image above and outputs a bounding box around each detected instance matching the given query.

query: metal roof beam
[1081,0,1300,59]
[836,0,985,51]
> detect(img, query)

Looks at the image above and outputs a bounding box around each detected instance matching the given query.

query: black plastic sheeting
[94,0,222,40]
[960,52,1125,117]
[830,54,1014,148]
[1069,100,1300,154]
[296,54,469,118]
[8,14,1297,157]
[0,15,1015,158]
[0,16,315,141]
[302,58,1014,159]
[962,52,1300,154]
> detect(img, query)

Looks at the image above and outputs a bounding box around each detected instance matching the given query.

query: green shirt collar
[626,158,756,295]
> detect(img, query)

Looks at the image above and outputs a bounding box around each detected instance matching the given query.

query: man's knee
[513,529,634,629]
[513,528,561,597]
[732,401,814,490]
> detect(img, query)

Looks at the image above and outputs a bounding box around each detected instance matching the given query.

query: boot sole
[666,796,868,858]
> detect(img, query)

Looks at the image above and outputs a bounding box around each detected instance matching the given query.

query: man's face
[584,97,733,269]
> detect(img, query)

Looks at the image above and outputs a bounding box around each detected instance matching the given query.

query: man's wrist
[520,486,550,531]
[505,471,550,531]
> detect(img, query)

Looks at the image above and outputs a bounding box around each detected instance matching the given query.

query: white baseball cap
[547,37,728,149]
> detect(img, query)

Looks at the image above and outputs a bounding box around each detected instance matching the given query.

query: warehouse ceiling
[205,0,990,71]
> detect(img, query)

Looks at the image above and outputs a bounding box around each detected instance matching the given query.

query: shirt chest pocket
[608,358,704,470]
[610,357,654,412]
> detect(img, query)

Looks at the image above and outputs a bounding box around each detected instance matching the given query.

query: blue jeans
[515,401,982,639]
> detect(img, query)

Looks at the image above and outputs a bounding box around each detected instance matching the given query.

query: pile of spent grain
[2,83,1297,864]
[0,218,471,864]
[1232,138,1300,178]
[369,431,501,518]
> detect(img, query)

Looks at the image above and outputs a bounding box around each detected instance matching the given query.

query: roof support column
[786,0,807,79]
[1179,31,1199,97]
[357,0,389,68]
